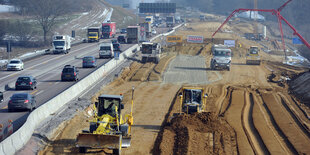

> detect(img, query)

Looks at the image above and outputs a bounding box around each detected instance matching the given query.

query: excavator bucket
[76,133,131,149]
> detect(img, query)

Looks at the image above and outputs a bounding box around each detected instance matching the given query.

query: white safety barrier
[0,23,184,155]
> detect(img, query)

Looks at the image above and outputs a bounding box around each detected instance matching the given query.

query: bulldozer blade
[122,137,131,148]
[76,133,121,149]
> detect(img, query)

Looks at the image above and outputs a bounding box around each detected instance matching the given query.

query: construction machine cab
[179,87,208,114]
[96,95,124,117]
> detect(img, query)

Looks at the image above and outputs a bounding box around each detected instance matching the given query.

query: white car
[152,29,157,35]
[7,59,24,71]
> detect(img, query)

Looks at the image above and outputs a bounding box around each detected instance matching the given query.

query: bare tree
[18,0,69,44]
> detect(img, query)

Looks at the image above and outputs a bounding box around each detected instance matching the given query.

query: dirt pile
[153,112,237,155]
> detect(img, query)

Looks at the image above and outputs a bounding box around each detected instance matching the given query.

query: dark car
[117,35,126,44]
[0,91,3,103]
[120,28,127,34]
[8,93,36,112]
[113,43,121,52]
[61,65,79,81]
[15,76,37,90]
[83,56,97,68]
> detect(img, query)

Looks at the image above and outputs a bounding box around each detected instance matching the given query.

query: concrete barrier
[0,24,183,155]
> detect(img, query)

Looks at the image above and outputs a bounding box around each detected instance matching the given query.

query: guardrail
[0,23,184,155]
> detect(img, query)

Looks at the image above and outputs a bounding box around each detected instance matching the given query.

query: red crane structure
[212,0,310,60]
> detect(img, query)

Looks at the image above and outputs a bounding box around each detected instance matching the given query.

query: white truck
[99,42,114,59]
[210,44,232,71]
[52,35,71,54]
[141,42,161,64]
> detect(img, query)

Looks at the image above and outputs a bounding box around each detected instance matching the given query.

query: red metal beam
[278,0,293,12]
[212,8,310,51]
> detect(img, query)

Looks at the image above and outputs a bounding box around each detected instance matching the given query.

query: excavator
[76,87,134,154]
[246,46,261,65]
[178,87,208,114]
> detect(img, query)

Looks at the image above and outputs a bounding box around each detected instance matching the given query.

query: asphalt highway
[0,25,171,140]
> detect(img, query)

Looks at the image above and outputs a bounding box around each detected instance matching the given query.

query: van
[99,42,114,59]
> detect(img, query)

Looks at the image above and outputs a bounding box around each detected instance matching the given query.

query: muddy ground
[38,19,310,155]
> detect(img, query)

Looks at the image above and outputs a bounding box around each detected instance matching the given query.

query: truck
[52,35,71,54]
[141,42,161,64]
[99,42,114,59]
[145,16,154,26]
[166,16,175,27]
[139,22,152,38]
[210,44,232,71]
[102,22,116,39]
[87,27,100,42]
[126,26,140,44]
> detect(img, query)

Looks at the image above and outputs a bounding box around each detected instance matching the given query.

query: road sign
[114,51,120,60]
[187,35,204,43]
[139,3,176,13]
[224,40,235,47]
[167,36,182,43]
[292,38,303,45]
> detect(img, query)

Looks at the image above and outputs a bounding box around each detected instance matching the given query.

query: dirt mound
[153,113,236,155]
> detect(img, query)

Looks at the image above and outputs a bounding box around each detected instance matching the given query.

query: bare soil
[39,19,310,155]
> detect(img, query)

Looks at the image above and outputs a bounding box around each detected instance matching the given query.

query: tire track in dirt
[278,93,310,132]
[260,91,310,154]
[130,63,155,81]
[223,89,255,154]
[251,90,292,154]
[243,92,269,155]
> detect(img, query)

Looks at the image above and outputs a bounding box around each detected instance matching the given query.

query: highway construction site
[36,18,310,155]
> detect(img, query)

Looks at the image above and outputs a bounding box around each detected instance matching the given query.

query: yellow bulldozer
[246,46,261,65]
[177,87,208,114]
[76,88,134,154]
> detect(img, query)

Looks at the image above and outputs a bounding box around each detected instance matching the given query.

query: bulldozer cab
[178,87,208,114]
[96,95,124,117]
[183,89,202,105]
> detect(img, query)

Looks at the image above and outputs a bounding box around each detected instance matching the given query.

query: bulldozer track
[241,91,269,155]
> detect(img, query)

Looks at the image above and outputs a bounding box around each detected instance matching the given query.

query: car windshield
[63,68,74,73]
[214,50,231,57]
[12,94,28,99]
[100,46,111,50]
[83,57,94,61]
[10,60,20,64]
[17,77,30,82]
[53,41,65,46]
[113,44,119,48]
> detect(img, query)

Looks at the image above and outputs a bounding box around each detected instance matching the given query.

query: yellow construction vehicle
[246,46,261,65]
[178,87,208,114]
[76,88,134,154]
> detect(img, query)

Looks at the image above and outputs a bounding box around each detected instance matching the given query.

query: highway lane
[0,40,135,138]
[0,24,173,141]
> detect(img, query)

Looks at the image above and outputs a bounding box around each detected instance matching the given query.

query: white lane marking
[36,90,45,96]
